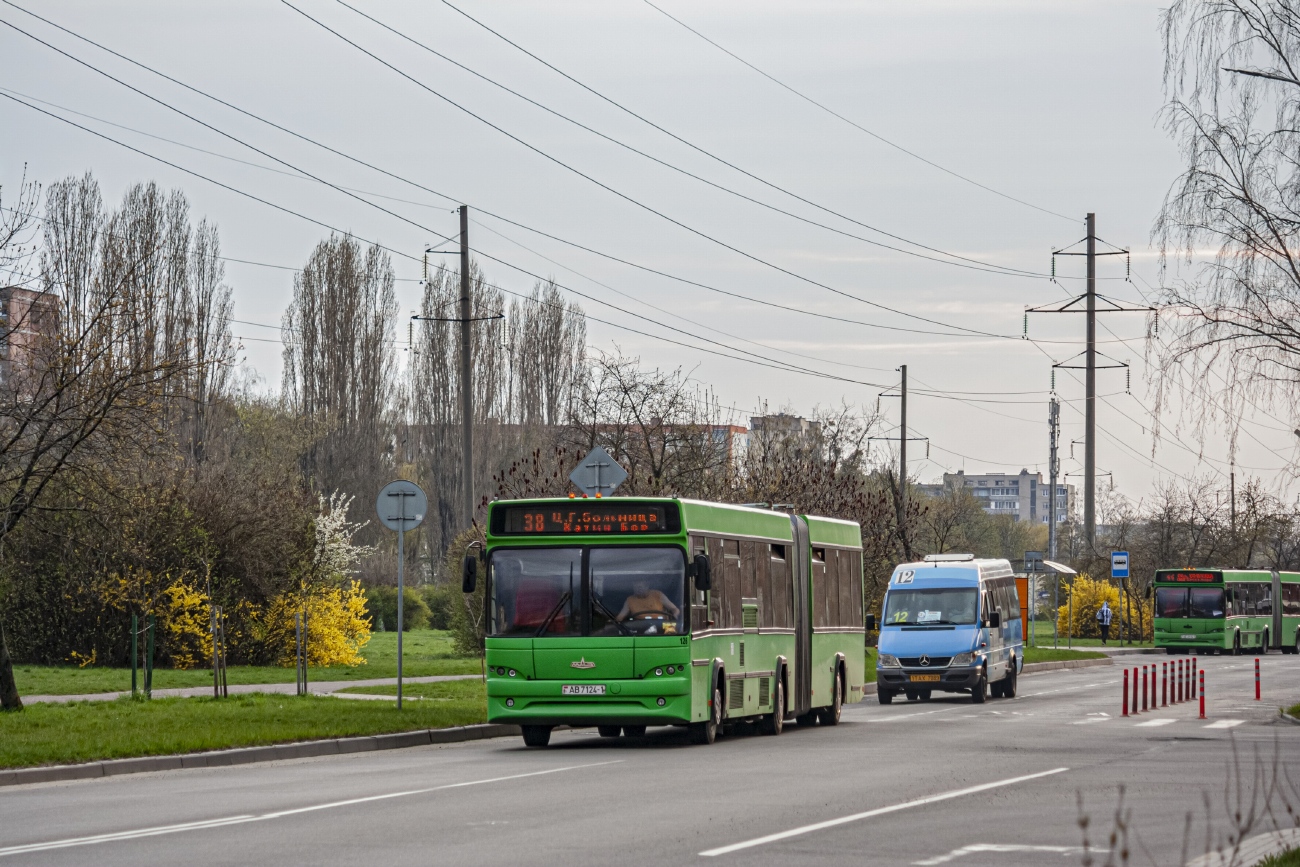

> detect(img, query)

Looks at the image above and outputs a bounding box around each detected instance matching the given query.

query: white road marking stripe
[866,709,954,723]
[1204,720,1244,729]
[0,761,622,858]
[698,767,1069,857]
[913,842,1084,866]
[1134,718,1177,727]
[1072,717,1109,725]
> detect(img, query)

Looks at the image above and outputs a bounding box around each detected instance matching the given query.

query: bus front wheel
[1261,630,1269,654]
[691,684,722,745]
[521,725,552,748]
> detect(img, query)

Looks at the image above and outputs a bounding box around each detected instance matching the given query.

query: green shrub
[364,587,430,632]
[422,583,457,631]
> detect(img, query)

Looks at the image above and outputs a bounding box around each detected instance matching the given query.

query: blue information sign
[1110,551,1130,579]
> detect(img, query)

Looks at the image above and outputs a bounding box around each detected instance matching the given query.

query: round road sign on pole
[376,480,427,532]
[376,480,426,709]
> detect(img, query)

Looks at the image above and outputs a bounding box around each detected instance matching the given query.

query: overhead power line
[637,0,1075,223]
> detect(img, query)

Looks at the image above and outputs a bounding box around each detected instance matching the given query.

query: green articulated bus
[468,497,866,748]
[1153,569,1300,655]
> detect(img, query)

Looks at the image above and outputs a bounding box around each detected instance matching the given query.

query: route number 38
[894,570,915,585]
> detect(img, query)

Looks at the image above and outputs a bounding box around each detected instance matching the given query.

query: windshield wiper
[591,595,631,635]
[534,591,572,637]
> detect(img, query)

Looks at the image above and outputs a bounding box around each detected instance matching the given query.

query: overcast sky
[3,0,1296,503]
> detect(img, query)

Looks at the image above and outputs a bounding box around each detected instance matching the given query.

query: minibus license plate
[562,684,606,696]
[909,674,940,683]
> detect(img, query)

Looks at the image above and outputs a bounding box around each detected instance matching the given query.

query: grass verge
[1258,847,1300,867]
[1286,702,1300,718]
[0,691,487,769]
[336,680,486,699]
[14,631,480,697]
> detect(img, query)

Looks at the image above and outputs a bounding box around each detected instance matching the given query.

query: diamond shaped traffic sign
[569,447,627,496]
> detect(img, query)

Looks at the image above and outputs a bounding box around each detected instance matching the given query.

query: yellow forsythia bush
[160,579,214,669]
[1056,573,1152,640]
[259,580,372,667]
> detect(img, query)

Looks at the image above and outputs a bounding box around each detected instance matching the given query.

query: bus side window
[836,549,854,628]
[722,539,743,629]
[811,548,828,629]
[689,534,709,631]
[1284,582,1300,616]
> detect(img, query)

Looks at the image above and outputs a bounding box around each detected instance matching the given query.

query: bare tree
[282,234,398,518]
[1155,1,1300,449]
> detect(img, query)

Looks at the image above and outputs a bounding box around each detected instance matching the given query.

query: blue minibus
[869,554,1024,704]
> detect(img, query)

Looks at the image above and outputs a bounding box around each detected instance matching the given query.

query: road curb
[1022,657,1113,673]
[0,723,522,788]
[1279,710,1300,726]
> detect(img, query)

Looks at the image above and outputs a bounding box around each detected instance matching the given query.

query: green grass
[1023,647,1107,664]
[1257,847,1300,867]
[0,691,488,769]
[14,631,480,697]
[864,649,876,683]
[336,680,486,700]
[1286,702,1300,718]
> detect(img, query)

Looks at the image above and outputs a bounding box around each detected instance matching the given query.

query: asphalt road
[3,655,1298,867]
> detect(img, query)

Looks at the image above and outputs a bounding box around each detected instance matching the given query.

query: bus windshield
[489,548,582,637]
[488,546,685,637]
[883,587,977,625]
[1155,586,1225,619]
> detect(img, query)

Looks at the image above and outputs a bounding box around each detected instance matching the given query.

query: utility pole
[1027,214,1150,552]
[459,206,474,528]
[1084,214,1097,547]
[1048,396,1060,561]
[898,363,907,530]
[411,208,504,531]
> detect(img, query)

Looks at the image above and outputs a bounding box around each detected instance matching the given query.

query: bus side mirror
[865,614,876,633]
[691,554,712,592]
[987,612,1001,629]
[462,555,478,593]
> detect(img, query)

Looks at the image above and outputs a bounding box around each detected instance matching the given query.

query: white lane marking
[1134,718,1177,727]
[913,842,1084,865]
[866,709,954,723]
[1204,719,1244,729]
[698,767,1069,857]
[1022,681,1117,698]
[0,761,622,858]
[1072,717,1109,725]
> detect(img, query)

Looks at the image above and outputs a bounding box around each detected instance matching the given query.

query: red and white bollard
[1131,667,1140,714]
[1198,669,1206,720]
[1255,658,1260,701]
[1122,667,1129,717]
[1142,665,1149,711]
[1175,660,1181,703]
[1162,662,1168,707]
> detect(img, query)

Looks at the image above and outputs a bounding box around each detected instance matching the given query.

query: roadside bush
[364,587,430,632]
[446,527,486,657]
[422,583,457,631]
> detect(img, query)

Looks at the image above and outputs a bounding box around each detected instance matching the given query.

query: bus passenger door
[789,514,812,717]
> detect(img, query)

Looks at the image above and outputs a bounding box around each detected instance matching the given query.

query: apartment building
[918,469,1074,524]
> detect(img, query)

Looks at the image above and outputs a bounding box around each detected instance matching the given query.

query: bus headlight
[878,654,900,667]
[950,652,974,666]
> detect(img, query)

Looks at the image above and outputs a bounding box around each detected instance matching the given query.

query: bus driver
[615,580,681,622]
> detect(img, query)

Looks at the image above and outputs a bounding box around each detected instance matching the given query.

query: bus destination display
[497,503,673,535]
[1158,570,1221,583]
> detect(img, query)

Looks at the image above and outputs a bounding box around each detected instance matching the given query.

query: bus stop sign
[1111,551,1130,579]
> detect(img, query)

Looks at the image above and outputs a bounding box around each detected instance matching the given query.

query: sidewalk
[23,674,482,705]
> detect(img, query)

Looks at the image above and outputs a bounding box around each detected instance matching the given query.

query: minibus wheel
[905,690,919,702]
[521,725,553,747]
[1001,664,1017,698]
[877,689,894,705]
[971,669,988,704]
[917,689,932,701]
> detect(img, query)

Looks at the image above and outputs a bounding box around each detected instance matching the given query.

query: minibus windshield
[883,587,977,625]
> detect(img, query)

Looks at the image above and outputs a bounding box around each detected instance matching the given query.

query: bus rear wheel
[761,678,785,736]
[690,684,722,745]
[818,669,843,726]
[1261,630,1270,654]
[521,725,552,748]
[1233,633,1242,656]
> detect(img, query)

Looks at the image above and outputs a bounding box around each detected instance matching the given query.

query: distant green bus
[1153,569,1300,655]
[468,497,866,747]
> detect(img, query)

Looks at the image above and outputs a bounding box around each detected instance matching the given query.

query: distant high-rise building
[0,286,58,391]
[917,469,1075,525]
[749,413,821,439]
